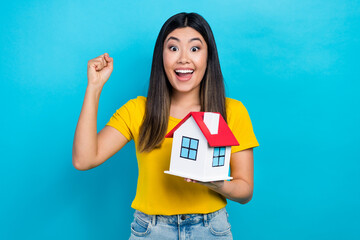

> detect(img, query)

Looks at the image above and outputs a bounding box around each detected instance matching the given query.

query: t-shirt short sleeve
[226,98,259,153]
[105,96,145,141]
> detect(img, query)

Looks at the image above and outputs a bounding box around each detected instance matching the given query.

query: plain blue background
[1,0,359,239]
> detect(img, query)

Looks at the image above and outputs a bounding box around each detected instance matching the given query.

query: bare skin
[72,53,129,171]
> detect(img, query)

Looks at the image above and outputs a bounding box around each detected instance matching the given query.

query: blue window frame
[180,136,199,161]
[213,147,226,167]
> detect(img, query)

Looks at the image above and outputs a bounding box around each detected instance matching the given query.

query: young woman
[73,12,259,239]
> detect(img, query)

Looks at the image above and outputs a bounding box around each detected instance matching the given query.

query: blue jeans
[129,207,233,240]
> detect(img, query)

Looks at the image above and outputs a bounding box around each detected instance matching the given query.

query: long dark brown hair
[138,12,227,152]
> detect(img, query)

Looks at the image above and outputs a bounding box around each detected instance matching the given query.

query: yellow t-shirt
[106,96,259,215]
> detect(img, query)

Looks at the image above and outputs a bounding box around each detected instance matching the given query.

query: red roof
[165,112,239,147]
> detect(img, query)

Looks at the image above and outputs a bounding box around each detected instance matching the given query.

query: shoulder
[121,96,147,110]
[225,97,254,124]
[225,97,247,114]
[109,96,147,127]
[112,96,147,120]
[128,96,147,105]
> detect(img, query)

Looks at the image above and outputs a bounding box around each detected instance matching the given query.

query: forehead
[165,27,205,42]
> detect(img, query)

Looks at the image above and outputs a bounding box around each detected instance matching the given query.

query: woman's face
[163,27,208,96]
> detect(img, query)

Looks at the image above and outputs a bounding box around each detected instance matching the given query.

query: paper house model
[164,112,239,182]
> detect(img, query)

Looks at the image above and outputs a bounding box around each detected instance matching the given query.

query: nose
[177,50,190,64]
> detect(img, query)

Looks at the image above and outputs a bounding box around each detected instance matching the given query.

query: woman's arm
[186,148,254,204]
[72,53,128,171]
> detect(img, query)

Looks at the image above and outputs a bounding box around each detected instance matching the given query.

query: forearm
[209,179,253,204]
[72,86,102,170]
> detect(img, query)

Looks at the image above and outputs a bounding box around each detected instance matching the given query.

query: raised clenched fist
[87,53,113,90]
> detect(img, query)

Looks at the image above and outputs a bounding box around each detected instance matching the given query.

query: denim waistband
[133,208,227,226]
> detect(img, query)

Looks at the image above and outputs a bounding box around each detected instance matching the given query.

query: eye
[169,46,178,51]
[191,46,200,52]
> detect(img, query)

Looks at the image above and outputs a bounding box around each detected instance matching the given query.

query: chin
[173,86,200,94]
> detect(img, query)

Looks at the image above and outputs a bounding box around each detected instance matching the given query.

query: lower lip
[175,73,193,81]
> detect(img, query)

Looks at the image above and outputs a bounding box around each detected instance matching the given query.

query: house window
[213,147,226,167]
[180,136,199,161]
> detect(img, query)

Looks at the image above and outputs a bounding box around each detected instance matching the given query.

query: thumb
[105,54,113,68]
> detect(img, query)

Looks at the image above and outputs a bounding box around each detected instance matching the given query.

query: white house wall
[169,117,208,178]
[204,146,232,178]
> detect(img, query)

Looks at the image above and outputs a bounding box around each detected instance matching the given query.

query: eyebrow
[166,36,203,45]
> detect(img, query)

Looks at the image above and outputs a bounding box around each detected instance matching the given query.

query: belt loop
[203,213,208,227]
[152,214,156,226]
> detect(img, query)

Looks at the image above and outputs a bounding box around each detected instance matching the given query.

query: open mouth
[175,69,194,78]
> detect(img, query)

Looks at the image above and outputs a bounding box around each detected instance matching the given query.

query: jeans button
[181,215,186,220]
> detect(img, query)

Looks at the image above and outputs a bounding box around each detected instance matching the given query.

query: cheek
[163,53,174,71]
[162,54,168,68]
[162,57,173,80]
[195,52,208,70]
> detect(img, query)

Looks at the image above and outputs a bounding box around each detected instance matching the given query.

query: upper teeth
[175,69,194,73]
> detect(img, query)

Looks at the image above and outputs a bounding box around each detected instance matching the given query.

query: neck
[171,89,200,108]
